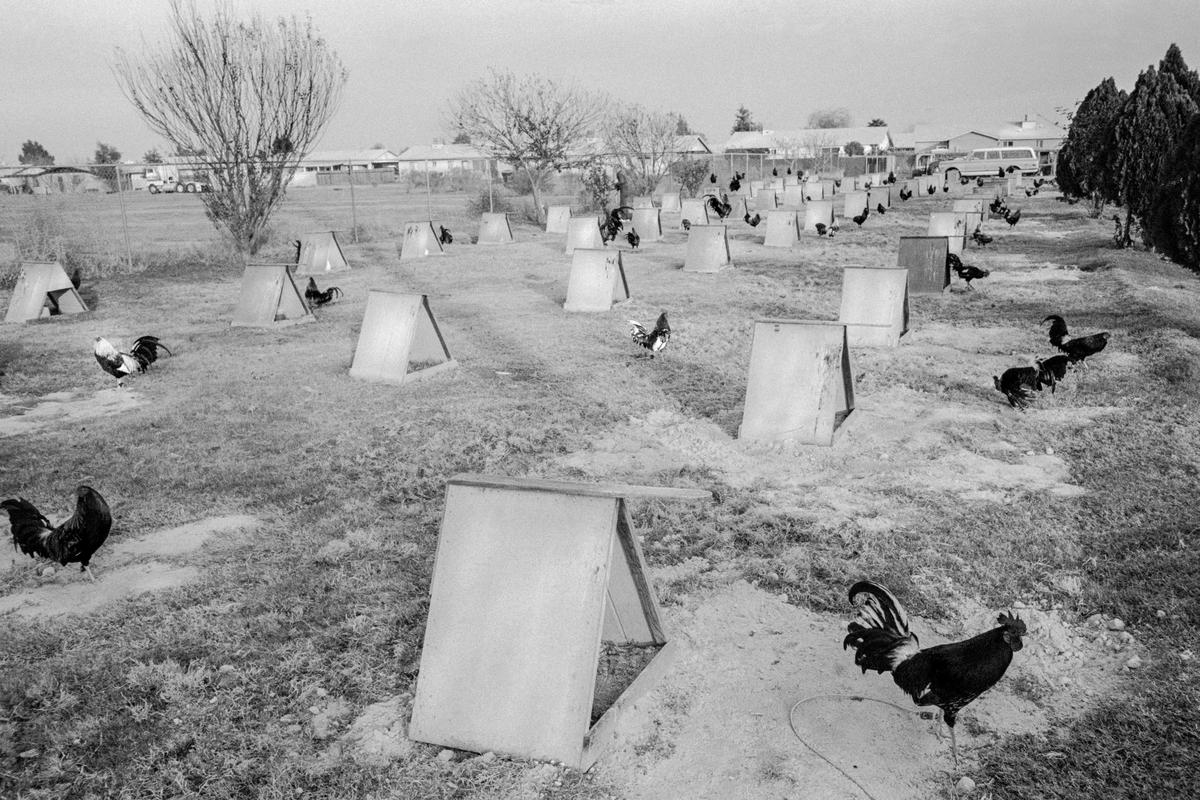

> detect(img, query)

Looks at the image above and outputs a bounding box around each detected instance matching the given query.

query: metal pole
[114,165,133,271]
[425,159,432,219]
[346,162,358,243]
[488,159,494,213]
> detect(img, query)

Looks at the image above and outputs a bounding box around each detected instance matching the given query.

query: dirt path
[0,388,141,438]
[0,514,259,617]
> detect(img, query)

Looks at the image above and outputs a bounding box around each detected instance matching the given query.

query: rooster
[876,203,886,216]
[899,185,913,201]
[844,581,1026,765]
[439,225,453,245]
[953,263,990,290]
[971,226,993,246]
[744,212,762,227]
[625,228,640,249]
[704,193,732,220]
[887,171,896,184]
[993,366,1043,409]
[94,336,171,387]
[681,219,692,232]
[709,172,718,184]
[629,312,670,357]
[772,167,778,177]
[1004,208,1022,227]
[729,172,743,192]
[1036,354,1071,393]
[851,208,869,226]
[942,183,950,193]
[988,197,1006,215]
[997,167,1006,178]
[1043,315,1109,364]
[600,206,632,244]
[305,277,343,309]
[815,222,829,237]
[926,184,936,196]
[2,486,113,581]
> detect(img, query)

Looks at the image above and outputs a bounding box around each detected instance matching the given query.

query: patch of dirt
[0,514,259,616]
[0,388,141,438]
[596,579,1143,800]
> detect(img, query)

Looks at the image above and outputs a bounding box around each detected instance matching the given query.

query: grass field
[1,183,1199,799]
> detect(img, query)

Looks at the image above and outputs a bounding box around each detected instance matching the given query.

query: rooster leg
[82,565,97,582]
[949,724,959,767]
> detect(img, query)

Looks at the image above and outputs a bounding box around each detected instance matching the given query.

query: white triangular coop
[565,217,604,254]
[230,264,313,327]
[838,266,910,347]
[739,320,855,446]
[545,206,572,234]
[803,201,835,232]
[399,221,446,260]
[763,210,801,248]
[477,212,514,244]
[928,212,966,255]
[682,224,731,272]
[678,198,710,230]
[349,290,456,385]
[564,249,630,312]
[295,231,350,275]
[408,474,711,769]
[4,261,88,323]
[629,208,663,242]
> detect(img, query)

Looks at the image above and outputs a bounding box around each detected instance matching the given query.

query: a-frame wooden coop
[399,221,446,260]
[838,267,910,347]
[545,206,572,234]
[678,198,710,229]
[408,474,711,769]
[564,249,630,312]
[349,290,456,384]
[4,261,88,323]
[565,217,604,254]
[763,211,800,248]
[230,264,313,327]
[739,320,855,446]
[898,236,950,294]
[682,224,731,272]
[295,231,350,275]
[477,212,514,244]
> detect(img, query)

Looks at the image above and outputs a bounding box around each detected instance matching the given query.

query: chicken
[729,172,743,192]
[925,184,936,196]
[815,222,829,237]
[988,197,1006,215]
[993,366,1043,409]
[942,183,950,193]
[94,336,172,387]
[704,193,732,220]
[899,186,913,201]
[844,581,1026,765]
[1024,189,1033,197]
[305,277,343,308]
[997,167,1006,178]
[710,172,718,183]
[834,179,842,189]
[1032,178,1046,189]
[681,219,692,231]
[600,206,633,244]
[851,208,869,226]
[629,312,670,357]
[953,263,990,289]
[2,486,113,581]
[439,225,453,245]
[887,171,896,184]
[786,167,793,175]
[971,226,993,246]
[946,252,963,273]
[876,203,886,215]
[772,167,778,177]
[744,212,762,227]
[625,227,640,249]
[1043,315,1109,364]
[1036,354,1071,393]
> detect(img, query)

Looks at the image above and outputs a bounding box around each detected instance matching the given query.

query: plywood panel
[295,231,350,274]
[869,185,891,208]
[763,210,800,248]
[630,208,663,242]
[682,225,731,272]
[4,261,87,323]
[659,193,681,212]
[408,485,618,765]
[477,212,514,244]
[839,267,909,347]
[565,249,629,312]
[545,206,572,234]
[928,212,966,255]
[349,291,452,383]
[803,201,835,231]
[841,191,869,220]
[565,217,604,254]
[898,236,950,294]
[678,198,710,229]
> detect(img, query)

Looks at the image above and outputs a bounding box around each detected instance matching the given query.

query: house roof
[397,144,491,162]
[302,148,401,164]
[889,129,917,149]
[723,127,893,152]
[991,119,1066,141]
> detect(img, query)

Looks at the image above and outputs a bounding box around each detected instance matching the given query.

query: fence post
[347,162,359,243]
[114,166,133,271]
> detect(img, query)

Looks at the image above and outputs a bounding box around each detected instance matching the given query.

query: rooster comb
[997,611,1027,634]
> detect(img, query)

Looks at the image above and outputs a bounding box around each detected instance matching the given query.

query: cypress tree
[1149,114,1200,271]
[1059,77,1126,216]
[1158,43,1200,107]
[1106,67,1197,246]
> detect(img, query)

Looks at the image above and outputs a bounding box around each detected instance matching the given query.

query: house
[297,149,402,173]
[722,127,893,157]
[395,143,497,175]
[0,165,109,194]
[913,115,1066,173]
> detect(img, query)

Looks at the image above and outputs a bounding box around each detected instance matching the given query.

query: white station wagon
[937,147,1040,178]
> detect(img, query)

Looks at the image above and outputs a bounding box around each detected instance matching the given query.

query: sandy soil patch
[0,387,141,438]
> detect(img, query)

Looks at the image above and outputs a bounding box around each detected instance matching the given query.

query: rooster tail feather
[844,580,920,673]
[1043,315,1068,346]
[2,497,53,557]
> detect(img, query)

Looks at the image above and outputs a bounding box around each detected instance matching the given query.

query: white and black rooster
[94,336,172,387]
[629,312,671,358]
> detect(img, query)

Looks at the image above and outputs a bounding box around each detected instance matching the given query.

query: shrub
[579,161,614,212]
[670,157,711,197]
[1148,113,1200,271]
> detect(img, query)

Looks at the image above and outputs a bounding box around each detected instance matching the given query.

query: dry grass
[1,187,1199,798]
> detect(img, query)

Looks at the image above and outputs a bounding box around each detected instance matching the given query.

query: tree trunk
[521,161,547,225]
[1121,208,1134,248]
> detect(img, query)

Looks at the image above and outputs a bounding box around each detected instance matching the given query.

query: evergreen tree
[867,118,887,127]
[1149,114,1200,271]
[1106,66,1197,246]
[1058,77,1126,216]
[18,140,54,165]
[731,105,761,133]
[1159,43,1200,107]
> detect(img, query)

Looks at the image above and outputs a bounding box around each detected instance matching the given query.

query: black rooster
[629,312,670,357]
[1036,354,1071,393]
[953,263,990,289]
[2,486,113,581]
[600,206,633,244]
[899,185,913,201]
[845,581,1026,765]
[729,172,744,192]
[704,193,732,220]
[1043,315,1109,364]
[625,228,640,249]
[1004,208,1022,227]
[926,184,937,195]
[993,366,1043,409]
[681,219,692,231]
[305,277,343,308]
[997,167,1006,178]
[815,222,829,237]
[439,225,453,244]
[971,226,993,246]
[988,197,1006,215]
[93,336,172,387]
[851,208,869,226]
[772,167,778,177]
[886,170,896,184]
[943,183,951,193]
[876,203,886,215]
[946,252,963,272]
[709,172,718,184]
[744,212,762,227]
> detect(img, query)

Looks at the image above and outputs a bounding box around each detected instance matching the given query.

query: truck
[132,164,211,194]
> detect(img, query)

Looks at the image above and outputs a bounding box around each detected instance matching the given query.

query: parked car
[936,147,1040,179]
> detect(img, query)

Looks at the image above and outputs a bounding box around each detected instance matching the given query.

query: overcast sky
[2,0,1199,163]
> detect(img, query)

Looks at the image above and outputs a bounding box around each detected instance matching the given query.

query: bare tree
[113,0,347,254]
[807,107,853,129]
[448,69,607,224]
[605,104,682,197]
[802,131,837,173]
